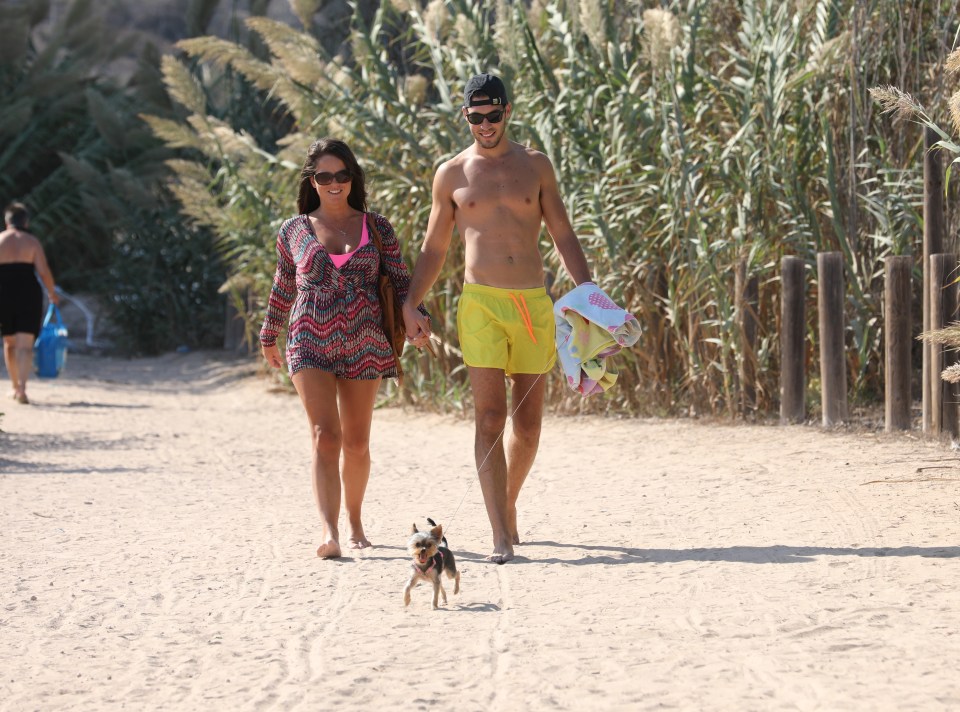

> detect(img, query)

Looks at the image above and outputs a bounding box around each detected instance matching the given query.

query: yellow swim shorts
[457,283,556,375]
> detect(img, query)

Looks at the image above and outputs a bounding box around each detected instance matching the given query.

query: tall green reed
[146,0,958,415]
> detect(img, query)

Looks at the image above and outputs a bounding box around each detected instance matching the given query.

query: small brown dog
[404,518,461,609]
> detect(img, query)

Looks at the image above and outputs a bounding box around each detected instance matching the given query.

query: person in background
[260,138,426,559]
[0,202,58,405]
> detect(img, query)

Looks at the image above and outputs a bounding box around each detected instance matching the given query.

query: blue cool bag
[34,304,69,378]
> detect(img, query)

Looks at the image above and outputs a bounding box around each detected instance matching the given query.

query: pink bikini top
[326,218,369,268]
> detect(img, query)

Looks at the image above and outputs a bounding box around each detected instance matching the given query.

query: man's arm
[402,163,457,338]
[537,154,593,286]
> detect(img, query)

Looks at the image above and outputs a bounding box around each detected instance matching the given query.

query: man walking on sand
[402,74,593,564]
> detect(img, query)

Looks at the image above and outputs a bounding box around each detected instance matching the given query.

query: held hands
[402,302,431,351]
[262,343,284,370]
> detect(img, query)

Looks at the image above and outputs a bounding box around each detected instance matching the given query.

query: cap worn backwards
[462,73,509,108]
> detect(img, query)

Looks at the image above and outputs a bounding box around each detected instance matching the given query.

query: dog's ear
[411,523,419,534]
[430,523,443,540]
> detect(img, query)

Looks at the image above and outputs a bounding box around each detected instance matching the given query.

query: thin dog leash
[444,369,548,532]
[439,296,561,535]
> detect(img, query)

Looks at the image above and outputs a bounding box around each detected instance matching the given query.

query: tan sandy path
[2,352,960,711]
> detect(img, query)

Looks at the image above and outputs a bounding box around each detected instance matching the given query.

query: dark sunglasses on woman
[465,109,506,125]
[313,170,352,185]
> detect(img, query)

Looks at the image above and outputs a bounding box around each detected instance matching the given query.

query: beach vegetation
[145,0,958,416]
[0,0,227,354]
[4,0,957,411]
[871,45,960,384]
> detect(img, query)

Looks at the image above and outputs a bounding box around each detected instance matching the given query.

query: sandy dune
[2,352,960,711]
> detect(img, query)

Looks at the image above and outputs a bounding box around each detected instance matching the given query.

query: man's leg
[504,372,547,544]
[468,365,514,563]
[336,376,382,549]
[291,369,343,558]
[3,335,18,398]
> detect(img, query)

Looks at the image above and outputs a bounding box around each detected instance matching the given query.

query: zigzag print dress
[259,212,417,379]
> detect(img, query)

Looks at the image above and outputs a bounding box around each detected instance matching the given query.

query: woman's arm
[259,223,297,349]
[32,237,59,305]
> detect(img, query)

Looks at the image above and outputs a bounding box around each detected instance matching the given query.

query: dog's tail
[425,517,448,547]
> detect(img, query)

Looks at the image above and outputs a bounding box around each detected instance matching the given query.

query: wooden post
[736,258,759,414]
[923,128,945,433]
[884,255,912,431]
[780,256,805,424]
[817,252,847,426]
[930,254,958,439]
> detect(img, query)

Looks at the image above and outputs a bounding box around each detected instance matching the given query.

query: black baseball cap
[462,73,509,108]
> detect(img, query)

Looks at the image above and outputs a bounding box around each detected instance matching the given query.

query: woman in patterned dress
[260,138,429,559]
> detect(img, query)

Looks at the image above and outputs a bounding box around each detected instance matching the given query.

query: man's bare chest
[453,163,540,213]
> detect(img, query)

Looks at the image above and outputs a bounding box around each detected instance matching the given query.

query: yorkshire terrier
[404,518,461,609]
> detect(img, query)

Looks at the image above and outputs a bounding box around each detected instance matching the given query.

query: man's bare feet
[485,542,515,564]
[348,534,371,549]
[16,392,28,404]
[316,539,341,558]
[506,507,520,545]
[347,520,370,549]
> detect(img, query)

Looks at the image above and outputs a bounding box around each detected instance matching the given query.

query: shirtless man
[0,202,58,404]
[402,74,592,563]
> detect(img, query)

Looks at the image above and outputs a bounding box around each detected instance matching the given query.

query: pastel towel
[554,283,641,396]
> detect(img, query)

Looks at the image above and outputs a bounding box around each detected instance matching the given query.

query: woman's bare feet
[16,391,28,404]
[316,539,341,559]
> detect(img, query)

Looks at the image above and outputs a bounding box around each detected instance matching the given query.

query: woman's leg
[291,368,343,558]
[336,377,382,549]
[13,333,33,402]
[3,335,18,399]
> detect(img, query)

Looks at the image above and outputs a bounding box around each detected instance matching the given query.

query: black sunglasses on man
[465,109,506,125]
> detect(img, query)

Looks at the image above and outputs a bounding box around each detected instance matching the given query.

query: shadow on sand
[0,431,149,474]
[519,540,960,564]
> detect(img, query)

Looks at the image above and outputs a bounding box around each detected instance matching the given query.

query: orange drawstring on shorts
[509,293,537,344]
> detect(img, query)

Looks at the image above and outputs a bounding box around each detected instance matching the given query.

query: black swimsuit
[0,262,42,337]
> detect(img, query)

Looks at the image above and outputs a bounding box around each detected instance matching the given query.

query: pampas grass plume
[946,48,960,75]
[868,85,925,121]
[643,8,680,74]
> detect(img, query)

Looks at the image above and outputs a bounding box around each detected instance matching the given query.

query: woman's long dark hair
[296,138,367,215]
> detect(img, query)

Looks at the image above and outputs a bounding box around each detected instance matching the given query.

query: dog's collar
[413,549,445,574]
